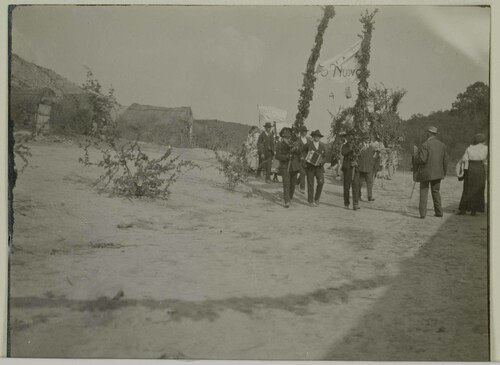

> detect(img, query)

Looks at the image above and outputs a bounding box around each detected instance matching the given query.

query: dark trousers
[358,171,374,199]
[282,169,298,203]
[419,179,442,217]
[306,166,324,203]
[298,166,306,190]
[256,152,273,181]
[343,167,360,206]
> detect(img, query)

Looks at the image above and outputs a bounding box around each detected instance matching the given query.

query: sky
[11,4,490,133]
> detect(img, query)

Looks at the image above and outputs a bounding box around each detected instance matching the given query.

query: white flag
[258,105,287,128]
[316,40,362,83]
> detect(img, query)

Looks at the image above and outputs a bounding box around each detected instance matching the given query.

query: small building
[117,103,193,147]
[10,87,57,131]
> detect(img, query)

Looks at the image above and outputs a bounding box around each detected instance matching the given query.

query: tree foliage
[330,84,406,155]
[451,81,489,133]
[293,6,335,133]
[402,81,489,170]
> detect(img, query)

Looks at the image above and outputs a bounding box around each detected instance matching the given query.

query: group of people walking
[246,123,488,217]
[248,122,381,209]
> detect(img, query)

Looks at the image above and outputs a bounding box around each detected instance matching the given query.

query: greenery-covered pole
[353,9,378,135]
[347,9,377,181]
[293,6,335,134]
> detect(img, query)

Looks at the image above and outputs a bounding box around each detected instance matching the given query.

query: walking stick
[409,180,417,201]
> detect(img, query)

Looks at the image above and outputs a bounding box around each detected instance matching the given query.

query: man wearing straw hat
[413,126,447,219]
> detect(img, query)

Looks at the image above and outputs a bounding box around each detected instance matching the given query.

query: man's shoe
[420,216,426,219]
[284,202,290,208]
[353,205,360,211]
[471,211,477,216]
[314,200,319,207]
[344,205,350,209]
[434,213,443,217]
[456,211,466,215]
[368,197,375,202]
[265,179,272,184]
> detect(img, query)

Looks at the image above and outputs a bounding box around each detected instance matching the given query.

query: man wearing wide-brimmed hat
[301,129,327,207]
[275,127,301,208]
[413,125,448,218]
[297,125,310,193]
[341,131,360,210]
[256,121,275,183]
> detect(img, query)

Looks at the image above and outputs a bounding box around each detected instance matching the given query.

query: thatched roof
[117,103,193,147]
[10,54,82,96]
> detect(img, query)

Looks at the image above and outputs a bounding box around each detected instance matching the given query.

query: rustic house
[10,87,57,131]
[117,103,193,147]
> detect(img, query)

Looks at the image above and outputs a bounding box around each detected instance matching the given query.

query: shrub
[213,145,250,190]
[80,140,198,199]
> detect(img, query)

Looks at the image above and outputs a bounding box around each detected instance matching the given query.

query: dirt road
[8,139,489,360]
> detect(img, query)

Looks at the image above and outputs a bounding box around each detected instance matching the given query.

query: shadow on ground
[10,275,394,326]
[322,204,489,361]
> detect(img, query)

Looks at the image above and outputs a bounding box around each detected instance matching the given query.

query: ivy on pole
[293,5,335,134]
[353,9,378,135]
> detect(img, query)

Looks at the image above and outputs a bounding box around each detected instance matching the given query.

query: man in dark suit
[302,129,327,207]
[275,127,301,208]
[358,136,379,202]
[413,126,447,218]
[341,133,360,210]
[256,122,275,183]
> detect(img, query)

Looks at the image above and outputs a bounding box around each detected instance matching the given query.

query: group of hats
[270,124,442,138]
[278,125,323,138]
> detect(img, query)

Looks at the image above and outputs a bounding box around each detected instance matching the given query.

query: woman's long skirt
[458,161,486,213]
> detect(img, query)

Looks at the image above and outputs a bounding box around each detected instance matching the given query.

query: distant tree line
[401,81,489,172]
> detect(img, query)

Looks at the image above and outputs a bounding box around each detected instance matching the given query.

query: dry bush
[213,145,250,190]
[81,140,198,199]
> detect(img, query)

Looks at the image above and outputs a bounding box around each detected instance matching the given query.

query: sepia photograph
[6,2,492,360]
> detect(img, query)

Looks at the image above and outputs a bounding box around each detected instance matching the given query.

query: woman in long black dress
[457,133,488,216]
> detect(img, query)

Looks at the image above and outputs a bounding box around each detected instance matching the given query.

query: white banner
[316,40,362,83]
[258,105,288,128]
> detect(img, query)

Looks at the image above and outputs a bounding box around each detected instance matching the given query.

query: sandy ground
[8,138,489,360]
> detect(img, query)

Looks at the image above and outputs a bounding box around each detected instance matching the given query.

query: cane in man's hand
[409,180,417,201]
